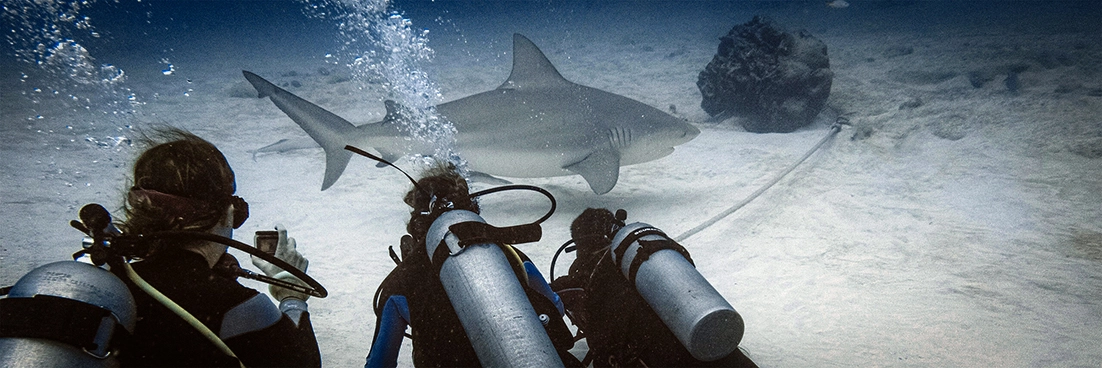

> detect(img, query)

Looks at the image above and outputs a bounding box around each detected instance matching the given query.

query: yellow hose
[501,244,529,286]
[122,263,245,368]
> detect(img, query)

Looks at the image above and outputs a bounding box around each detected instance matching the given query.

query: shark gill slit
[609,127,631,149]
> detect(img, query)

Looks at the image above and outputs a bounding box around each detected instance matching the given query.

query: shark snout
[679,123,701,143]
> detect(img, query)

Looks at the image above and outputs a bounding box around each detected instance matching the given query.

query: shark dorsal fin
[383,100,413,125]
[499,33,570,90]
[383,100,402,121]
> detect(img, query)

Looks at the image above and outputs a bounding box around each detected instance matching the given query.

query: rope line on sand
[674,119,845,243]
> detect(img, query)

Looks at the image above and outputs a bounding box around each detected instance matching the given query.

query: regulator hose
[122,262,245,368]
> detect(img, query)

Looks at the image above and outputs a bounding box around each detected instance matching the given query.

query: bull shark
[243,33,699,194]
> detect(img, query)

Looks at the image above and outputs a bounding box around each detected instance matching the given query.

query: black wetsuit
[119,248,321,367]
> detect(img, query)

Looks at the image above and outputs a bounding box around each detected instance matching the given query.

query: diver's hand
[251,224,309,277]
[269,271,311,302]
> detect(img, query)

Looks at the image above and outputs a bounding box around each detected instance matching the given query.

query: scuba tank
[424,210,565,368]
[608,222,745,362]
[0,261,137,368]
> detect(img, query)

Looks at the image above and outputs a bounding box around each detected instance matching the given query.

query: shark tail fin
[243,70,361,191]
[243,71,276,98]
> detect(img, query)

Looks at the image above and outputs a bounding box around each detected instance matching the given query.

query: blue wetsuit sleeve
[279,298,309,327]
[524,261,565,316]
[365,295,410,368]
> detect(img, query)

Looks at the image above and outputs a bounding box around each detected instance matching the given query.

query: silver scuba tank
[608,222,745,362]
[425,210,565,368]
[0,261,136,368]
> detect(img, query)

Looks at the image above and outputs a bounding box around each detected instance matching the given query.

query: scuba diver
[550,208,759,367]
[352,142,757,366]
[113,128,321,367]
[364,163,580,367]
[2,128,324,367]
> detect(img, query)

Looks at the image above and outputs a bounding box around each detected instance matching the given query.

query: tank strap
[622,233,694,284]
[612,227,666,267]
[448,222,543,249]
[0,294,126,358]
[615,227,695,283]
[429,238,531,289]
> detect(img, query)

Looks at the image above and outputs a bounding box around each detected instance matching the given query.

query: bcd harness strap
[429,221,542,272]
[429,234,530,286]
[448,222,542,250]
[613,227,695,284]
[0,295,127,358]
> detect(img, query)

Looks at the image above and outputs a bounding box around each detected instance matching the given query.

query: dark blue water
[5,0,1098,92]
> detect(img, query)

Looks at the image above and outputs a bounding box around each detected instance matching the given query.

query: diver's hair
[120,126,236,254]
[404,162,479,244]
[569,208,618,271]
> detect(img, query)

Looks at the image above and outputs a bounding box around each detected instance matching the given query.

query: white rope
[674,122,843,242]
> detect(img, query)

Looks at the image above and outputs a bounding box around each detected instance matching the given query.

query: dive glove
[251,224,311,301]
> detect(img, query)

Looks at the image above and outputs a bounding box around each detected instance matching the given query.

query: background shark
[243,33,699,194]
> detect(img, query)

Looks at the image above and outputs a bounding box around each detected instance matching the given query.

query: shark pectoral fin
[374,155,402,168]
[468,171,513,185]
[253,137,320,156]
[565,148,621,194]
[321,149,353,191]
[250,138,290,161]
[373,149,403,168]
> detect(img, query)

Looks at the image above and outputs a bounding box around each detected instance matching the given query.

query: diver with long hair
[116,127,321,367]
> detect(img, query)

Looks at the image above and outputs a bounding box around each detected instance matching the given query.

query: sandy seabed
[2,1,1101,367]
